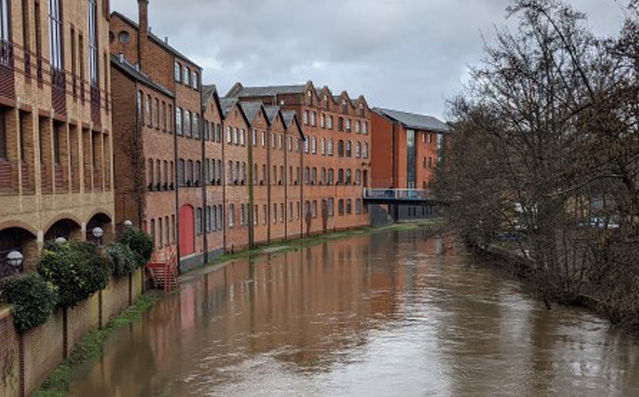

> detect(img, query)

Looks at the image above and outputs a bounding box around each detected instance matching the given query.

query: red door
[179,205,195,256]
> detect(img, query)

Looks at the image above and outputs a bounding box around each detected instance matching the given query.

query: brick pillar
[82,128,92,192]
[38,116,53,194]
[6,108,20,192]
[19,111,36,193]
[69,124,81,192]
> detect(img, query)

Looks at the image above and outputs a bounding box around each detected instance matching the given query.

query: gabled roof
[374,107,449,133]
[111,11,200,68]
[239,102,265,124]
[264,106,280,123]
[202,84,223,119]
[226,83,307,98]
[110,54,174,97]
[219,98,239,118]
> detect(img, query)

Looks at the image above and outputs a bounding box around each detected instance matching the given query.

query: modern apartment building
[0,0,114,273]
[370,107,449,220]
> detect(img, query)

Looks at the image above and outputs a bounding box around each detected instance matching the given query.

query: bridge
[363,189,449,206]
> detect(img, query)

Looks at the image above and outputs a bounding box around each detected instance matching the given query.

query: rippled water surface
[70,228,639,396]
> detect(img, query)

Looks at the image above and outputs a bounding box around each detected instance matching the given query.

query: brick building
[226,81,372,234]
[0,0,115,274]
[371,107,449,220]
[110,1,207,270]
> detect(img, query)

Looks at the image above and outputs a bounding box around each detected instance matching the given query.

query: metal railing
[363,188,433,201]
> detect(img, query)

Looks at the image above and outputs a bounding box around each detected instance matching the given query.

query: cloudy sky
[111,0,628,120]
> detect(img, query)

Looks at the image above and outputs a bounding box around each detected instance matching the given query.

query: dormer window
[174,61,182,82]
[359,104,364,116]
[342,99,348,114]
[323,95,329,109]
[307,90,313,106]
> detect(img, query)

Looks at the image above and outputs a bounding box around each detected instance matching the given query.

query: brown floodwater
[69,228,639,397]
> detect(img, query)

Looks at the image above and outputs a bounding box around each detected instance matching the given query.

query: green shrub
[118,228,154,268]
[1,273,58,333]
[37,241,112,308]
[106,242,138,277]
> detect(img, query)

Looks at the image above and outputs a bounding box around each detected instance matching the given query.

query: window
[311,136,317,154]
[227,127,232,143]
[240,204,245,226]
[323,95,329,109]
[328,116,333,130]
[356,121,361,134]
[311,112,316,127]
[312,167,317,184]
[49,0,63,70]
[168,105,173,133]
[252,130,257,146]
[193,71,199,89]
[429,157,433,168]
[328,198,334,216]
[320,114,325,128]
[279,134,283,150]
[338,200,344,215]
[195,161,201,185]
[263,204,267,225]
[346,199,352,214]
[162,101,167,131]
[303,111,309,125]
[150,219,155,247]
[186,160,194,185]
[228,160,233,183]
[307,90,313,106]
[241,129,246,146]
[185,67,191,87]
[328,139,334,156]
[155,99,160,128]
[346,141,352,157]
[346,169,352,184]
[165,217,169,245]
[338,140,344,157]
[242,162,247,183]
[218,205,223,230]
[175,61,182,82]
[356,199,362,214]
[273,203,277,224]
[363,122,368,135]
[305,167,310,184]
[338,169,344,184]
[363,143,369,159]
[261,131,266,147]
[177,159,185,186]
[280,203,284,223]
[137,91,143,122]
[146,95,152,126]
[176,108,183,135]
[328,169,334,185]
[234,128,239,145]
[193,113,200,138]
[304,137,309,154]
[338,117,344,132]
[346,119,351,132]
[206,206,212,232]
[342,99,348,114]
[185,111,191,136]
[213,206,218,230]
[88,0,99,85]
[118,31,130,43]
[312,201,317,218]
[359,104,364,117]
[355,142,361,158]
[196,208,203,235]
[229,204,235,227]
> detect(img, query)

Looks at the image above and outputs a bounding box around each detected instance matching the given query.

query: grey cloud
[112,0,627,119]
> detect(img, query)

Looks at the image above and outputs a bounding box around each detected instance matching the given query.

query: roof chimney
[137,0,149,71]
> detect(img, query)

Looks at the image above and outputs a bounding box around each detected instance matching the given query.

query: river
[69,227,639,396]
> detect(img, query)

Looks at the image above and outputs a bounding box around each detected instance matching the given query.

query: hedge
[118,228,154,268]
[37,241,112,309]
[106,242,138,277]
[1,273,59,333]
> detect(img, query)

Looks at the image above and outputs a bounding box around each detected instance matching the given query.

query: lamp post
[123,220,133,230]
[7,251,24,274]
[92,227,104,246]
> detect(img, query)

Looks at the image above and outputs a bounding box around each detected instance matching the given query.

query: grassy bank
[35,291,164,397]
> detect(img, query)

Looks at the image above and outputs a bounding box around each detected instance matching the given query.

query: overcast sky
[111,0,628,120]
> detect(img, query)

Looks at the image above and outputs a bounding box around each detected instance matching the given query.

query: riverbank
[469,241,639,336]
[35,219,444,396]
[182,219,445,282]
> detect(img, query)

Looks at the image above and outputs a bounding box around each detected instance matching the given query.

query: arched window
[305,167,310,184]
[328,116,333,129]
[355,142,361,158]
[196,208,203,235]
[328,139,334,156]
[185,111,191,136]
[303,110,309,125]
[312,167,317,184]
[156,159,161,188]
[346,141,352,157]
[163,161,168,185]
[311,111,316,126]
[346,199,352,214]
[338,140,344,157]
[328,198,334,216]
[321,168,326,184]
[212,206,218,230]
[356,199,362,214]
[342,99,348,114]
[356,169,361,185]
[338,169,344,184]
[228,161,233,183]
[193,113,200,138]
[338,200,345,215]
[363,143,369,158]
[328,169,334,185]
[146,94,152,127]
[346,169,352,184]
[229,204,235,227]
[218,204,223,230]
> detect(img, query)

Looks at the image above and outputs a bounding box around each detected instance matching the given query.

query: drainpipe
[173,96,181,270]
[248,123,255,249]
[200,79,208,264]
